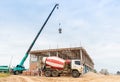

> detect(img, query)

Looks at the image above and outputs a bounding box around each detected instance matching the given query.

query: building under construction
[29,47,94,73]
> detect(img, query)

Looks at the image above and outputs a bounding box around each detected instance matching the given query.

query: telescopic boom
[13,4,59,74]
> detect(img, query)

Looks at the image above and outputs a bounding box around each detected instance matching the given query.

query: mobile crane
[13,4,59,75]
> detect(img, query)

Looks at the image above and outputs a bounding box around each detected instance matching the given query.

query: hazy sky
[0,0,120,73]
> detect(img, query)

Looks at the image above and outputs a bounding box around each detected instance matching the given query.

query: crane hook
[58,23,62,34]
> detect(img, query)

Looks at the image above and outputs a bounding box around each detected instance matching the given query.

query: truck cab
[71,60,83,77]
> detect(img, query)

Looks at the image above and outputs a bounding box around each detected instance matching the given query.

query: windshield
[75,61,80,65]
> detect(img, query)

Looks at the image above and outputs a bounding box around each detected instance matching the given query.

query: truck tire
[72,70,80,78]
[45,70,51,77]
[52,70,59,77]
[14,71,19,75]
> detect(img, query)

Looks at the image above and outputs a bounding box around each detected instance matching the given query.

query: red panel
[46,59,64,65]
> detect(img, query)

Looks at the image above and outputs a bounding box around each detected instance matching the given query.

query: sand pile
[0,72,120,82]
[82,72,104,78]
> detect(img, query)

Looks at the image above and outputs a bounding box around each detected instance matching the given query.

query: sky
[0,0,120,74]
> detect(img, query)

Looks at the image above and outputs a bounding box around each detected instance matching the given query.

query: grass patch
[0,73,10,78]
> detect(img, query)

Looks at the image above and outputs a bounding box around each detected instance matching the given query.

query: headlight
[80,66,83,71]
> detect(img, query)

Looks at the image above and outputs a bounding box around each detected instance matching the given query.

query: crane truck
[42,56,83,78]
[13,4,59,75]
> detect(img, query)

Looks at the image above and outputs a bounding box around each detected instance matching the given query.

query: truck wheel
[52,70,59,77]
[72,70,80,78]
[45,70,51,77]
[14,71,19,75]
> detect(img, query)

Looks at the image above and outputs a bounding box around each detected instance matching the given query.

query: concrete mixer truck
[42,56,83,78]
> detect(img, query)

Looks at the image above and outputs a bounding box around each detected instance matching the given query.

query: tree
[99,69,109,75]
[117,71,120,75]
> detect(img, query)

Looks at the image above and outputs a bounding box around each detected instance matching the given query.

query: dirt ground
[0,72,120,82]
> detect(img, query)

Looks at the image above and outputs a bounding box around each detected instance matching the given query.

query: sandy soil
[0,72,120,82]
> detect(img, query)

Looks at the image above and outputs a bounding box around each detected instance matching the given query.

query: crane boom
[20,4,59,66]
[13,4,59,74]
